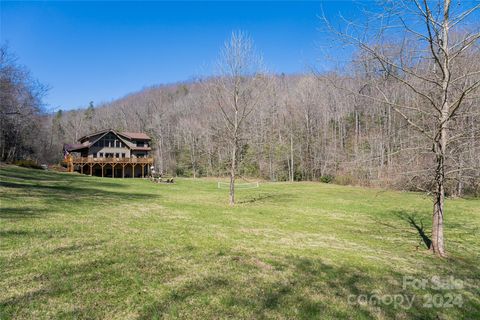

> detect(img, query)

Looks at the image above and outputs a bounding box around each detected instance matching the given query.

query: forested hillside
[1,1,479,197]
[7,67,478,196]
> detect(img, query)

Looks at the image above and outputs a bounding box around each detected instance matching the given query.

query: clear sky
[1,1,361,111]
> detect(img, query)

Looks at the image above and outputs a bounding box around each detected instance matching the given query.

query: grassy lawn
[0,165,479,319]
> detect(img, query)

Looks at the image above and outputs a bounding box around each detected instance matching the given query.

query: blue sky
[1,1,361,111]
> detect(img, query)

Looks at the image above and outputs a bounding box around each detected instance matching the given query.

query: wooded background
[2,58,478,197]
[1,1,479,198]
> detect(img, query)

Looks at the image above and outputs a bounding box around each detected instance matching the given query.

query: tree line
[0,46,48,162]
[6,49,478,198]
[2,49,479,195]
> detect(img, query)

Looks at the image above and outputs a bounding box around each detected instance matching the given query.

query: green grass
[1,165,479,319]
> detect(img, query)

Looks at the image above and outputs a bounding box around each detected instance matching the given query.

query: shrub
[334,174,356,186]
[175,167,185,176]
[14,160,43,170]
[294,171,303,181]
[320,175,334,183]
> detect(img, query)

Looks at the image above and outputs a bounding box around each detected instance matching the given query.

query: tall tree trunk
[190,135,197,179]
[230,137,237,206]
[290,132,294,182]
[432,134,446,257]
[354,107,359,157]
[456,158,463,197]
[230,107,238,206]
[432,96,449,257]
[431,0,450,257]
[157,137,163,174]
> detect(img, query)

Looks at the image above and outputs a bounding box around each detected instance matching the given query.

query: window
[101,133,114,148]
[99,152,104,158]
[115,153,119,158]
[137,141,144,147]
[121,153,125,158]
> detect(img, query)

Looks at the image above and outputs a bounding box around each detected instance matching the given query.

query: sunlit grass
[1,165,479,319]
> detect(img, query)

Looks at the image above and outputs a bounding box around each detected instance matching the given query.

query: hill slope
[1,166,479,319]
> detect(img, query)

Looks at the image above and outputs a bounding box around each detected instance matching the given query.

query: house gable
[88,130,132,150]
[69,129,151,159]
[86,131,131,158]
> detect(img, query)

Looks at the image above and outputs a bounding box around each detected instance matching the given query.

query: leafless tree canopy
[207,31,268,205]
[321,0,480,256]
[16,69,478,194]
[0,45,48,162]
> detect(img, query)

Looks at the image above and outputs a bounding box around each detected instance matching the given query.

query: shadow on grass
[1,167,155,219]
[0,165,146,189]
[0,166,71,182]
[49,240,108,255]
[0,229,35,237]
[238,192,297,205]
[0,257,119,319]
[406,215,432,249]
[139,254,460,319]
[0,244,181,319]
[0,207,47,220]
[1,247,479,319]
[393,210,432,249]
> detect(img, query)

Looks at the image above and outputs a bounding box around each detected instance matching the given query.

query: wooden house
[64,129,154,178]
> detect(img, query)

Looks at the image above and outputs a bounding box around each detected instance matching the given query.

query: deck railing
[71,157,154,164]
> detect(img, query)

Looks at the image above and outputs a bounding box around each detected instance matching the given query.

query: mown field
[0,165,479,319]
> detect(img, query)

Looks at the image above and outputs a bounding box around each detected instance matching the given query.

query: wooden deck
[71,157,154,164]
[66,156,153,178]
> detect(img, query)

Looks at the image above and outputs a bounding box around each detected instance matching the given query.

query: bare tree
[0,45,47,162]
[37,19,477,209]
[208,31,267,205]
[323,0,480,256]
[49,53,478,200]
